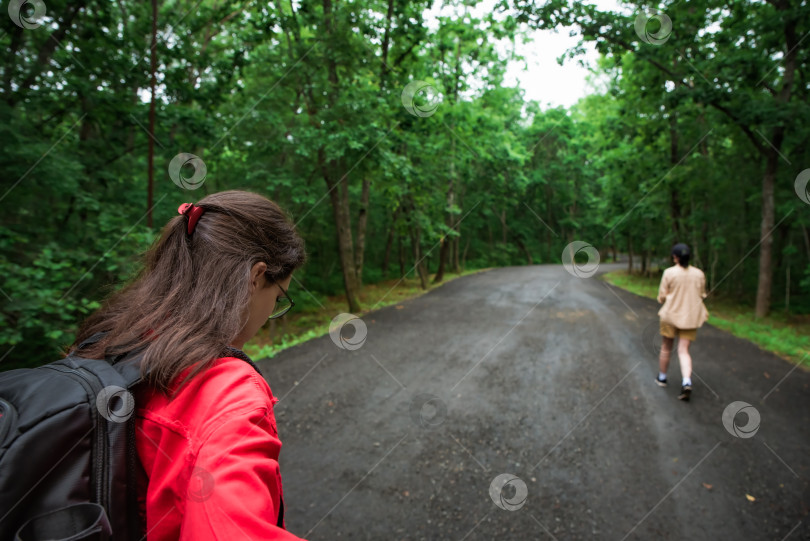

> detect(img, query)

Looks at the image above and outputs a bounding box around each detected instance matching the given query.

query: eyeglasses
[269,280,295,319]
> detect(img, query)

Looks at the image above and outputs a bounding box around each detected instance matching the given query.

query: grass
[244,268,488,360]
[602,269,810,368]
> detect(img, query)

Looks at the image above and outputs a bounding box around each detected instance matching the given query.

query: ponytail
[71,190,306,394]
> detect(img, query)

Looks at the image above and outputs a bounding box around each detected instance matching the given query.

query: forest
[2,0,809,367]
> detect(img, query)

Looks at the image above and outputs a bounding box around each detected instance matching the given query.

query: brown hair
[70,190,305,394]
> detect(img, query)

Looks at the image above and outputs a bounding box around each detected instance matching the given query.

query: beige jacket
[657,265,709,330]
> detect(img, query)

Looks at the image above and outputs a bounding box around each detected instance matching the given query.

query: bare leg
[677,338,692,381]
[659,337,674,375]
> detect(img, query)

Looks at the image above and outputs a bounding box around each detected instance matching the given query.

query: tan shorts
[660,322,697,341]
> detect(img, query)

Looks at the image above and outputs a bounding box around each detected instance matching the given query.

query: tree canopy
[2,0,809,366]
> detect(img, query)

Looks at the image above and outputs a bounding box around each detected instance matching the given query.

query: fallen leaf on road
[764,372,771,379]
[746,494,755,502]
[702,483,713,490]
[396,305,404,309]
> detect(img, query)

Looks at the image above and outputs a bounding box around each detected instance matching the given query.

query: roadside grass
[244,268,487,360]
[601,270,810,368]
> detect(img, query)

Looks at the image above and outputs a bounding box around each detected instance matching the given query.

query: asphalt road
[257,264,810,540]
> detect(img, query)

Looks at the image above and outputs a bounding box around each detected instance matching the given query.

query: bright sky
[426,0,626,109]
[503,29,599,108]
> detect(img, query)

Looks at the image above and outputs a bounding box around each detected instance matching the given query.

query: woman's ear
[249,261,268,292]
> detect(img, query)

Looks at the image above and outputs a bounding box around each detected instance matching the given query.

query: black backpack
[0,332,145,541]
[0,332,262,541]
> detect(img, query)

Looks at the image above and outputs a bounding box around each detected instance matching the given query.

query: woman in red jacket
[71,190,307,540]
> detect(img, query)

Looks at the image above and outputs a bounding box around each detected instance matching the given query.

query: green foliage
[244,328,327,361]
[2,0,809,367]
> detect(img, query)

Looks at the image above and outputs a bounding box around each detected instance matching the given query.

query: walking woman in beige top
[655,243,709,401]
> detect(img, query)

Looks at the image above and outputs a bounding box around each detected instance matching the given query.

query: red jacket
[135,357,306,540]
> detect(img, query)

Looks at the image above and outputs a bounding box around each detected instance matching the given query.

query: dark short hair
[671,243,690,267]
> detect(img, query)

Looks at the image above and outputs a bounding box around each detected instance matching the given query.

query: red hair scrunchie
[177,203,205,235]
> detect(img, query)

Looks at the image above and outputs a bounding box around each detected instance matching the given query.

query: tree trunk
[755,150,778,317]
[435,133,456,284]
[147,0,158,228]
[60,195,76,228]
[452,192,462,273]
[670,189,681,241]
[354,176,370,287]
[322,153,360,313]
[433,238,448,283]
[461,238,470,270]
[514,235,533,265]
[126,89,138,155]
[382,208,398,276]
[546,184,553,262]
[317,0,359,314]
[380,0,394,81]
[398,235,405,278]
[755,8,795,317]
[627,235,634,274]
[611,231,617,262]
[669,112,681,240]
[700,214,709,270]
[411,227,428,290]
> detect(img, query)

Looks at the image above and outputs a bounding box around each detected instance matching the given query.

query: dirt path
[257,264,810,540]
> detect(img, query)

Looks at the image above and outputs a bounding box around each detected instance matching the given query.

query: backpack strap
[125,416,142,541]
[76,333,261,380]
[222,346,264,378]
[72,330,143,385]
[76,331,108,351]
